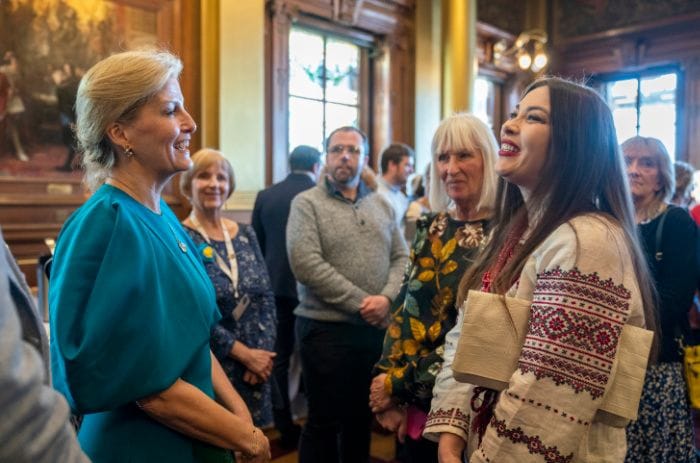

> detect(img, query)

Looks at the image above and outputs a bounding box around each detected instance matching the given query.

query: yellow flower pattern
[374,213,488,407]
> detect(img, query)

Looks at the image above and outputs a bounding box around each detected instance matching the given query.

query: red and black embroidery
[535,267,631,313]
[505,391,589,426]
[490,416,574,463]
[528,306,621,359]
[520,349,609,398]
[425,407,471,434]
[519,266,631,398]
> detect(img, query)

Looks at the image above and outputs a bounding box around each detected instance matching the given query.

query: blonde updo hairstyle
[75,50,183,191]
[180,149,236,202]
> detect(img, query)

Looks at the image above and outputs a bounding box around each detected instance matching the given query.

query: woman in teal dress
[49,50,271,463]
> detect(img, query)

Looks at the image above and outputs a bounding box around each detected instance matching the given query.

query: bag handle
[654,207,669,262]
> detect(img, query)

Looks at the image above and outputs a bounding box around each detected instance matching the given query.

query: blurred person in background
[377,143,415,233]
[251,144,321,447]
[673,160,696,209]
[622,136,698,462]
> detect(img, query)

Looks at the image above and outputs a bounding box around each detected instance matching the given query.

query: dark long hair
[456,77,658,342]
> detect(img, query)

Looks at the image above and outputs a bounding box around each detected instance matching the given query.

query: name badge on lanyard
[189,214,239,298]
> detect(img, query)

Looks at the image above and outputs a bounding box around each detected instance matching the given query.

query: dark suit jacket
[252,172,316,300]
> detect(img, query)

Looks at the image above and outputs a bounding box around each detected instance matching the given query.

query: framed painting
[0,0,189,179]
[0,0,199,288]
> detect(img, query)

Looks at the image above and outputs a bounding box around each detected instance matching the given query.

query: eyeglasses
[328,144,363,157]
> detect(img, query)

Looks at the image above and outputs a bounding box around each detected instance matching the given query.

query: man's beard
[330,166,360,185]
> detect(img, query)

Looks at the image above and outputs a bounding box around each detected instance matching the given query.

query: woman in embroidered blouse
[50,50,270,462]
[426,77,658,463]
[181,149,277,428]
[621,136,698,462]
[369,113,498,462]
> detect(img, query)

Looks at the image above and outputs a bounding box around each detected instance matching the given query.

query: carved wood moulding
[476,21,517,82]
[270,0,413,36]
[265,0,416,183]
[554,12,700,76]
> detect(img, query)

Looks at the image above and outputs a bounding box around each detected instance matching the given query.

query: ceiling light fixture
[493,29,549,73]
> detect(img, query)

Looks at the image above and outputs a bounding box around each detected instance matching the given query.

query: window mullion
[635,77,641,135]
[322,36,328,146]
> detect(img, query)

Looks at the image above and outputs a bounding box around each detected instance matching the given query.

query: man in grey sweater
[287,126,408,463]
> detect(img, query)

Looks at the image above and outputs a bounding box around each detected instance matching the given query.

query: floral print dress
[374,212,488,411]
[185,224,277,427]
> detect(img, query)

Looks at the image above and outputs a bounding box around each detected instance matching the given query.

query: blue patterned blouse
[185,223,277,427]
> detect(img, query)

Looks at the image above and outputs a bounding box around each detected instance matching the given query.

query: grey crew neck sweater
[287,181,408,324]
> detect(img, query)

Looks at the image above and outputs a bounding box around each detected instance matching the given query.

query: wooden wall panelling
[553,13,700,165]
[474,21,522,136]
[0,177,87,287]
[281,0,411,35]
[267,0,296,185]
[685,58,700,168]
[386,25,416,149]
[476,22,516,81]
[552,1,700,42]
[554,13,700,74]
[1,0,197,287]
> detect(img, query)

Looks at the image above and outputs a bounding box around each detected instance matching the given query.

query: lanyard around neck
[189,213,239,297]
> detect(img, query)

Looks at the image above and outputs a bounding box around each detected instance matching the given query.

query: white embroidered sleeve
[423,307,472,443]
[473,216,643,463]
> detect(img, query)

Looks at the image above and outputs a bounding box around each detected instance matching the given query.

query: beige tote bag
[452,290,653,426]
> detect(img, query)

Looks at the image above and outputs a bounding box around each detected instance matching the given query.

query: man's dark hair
[325,126,369,156]
[289,145,321,172]
[380,143,414,174]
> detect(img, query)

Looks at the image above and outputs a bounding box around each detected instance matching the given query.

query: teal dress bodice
[50,185,221,462]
